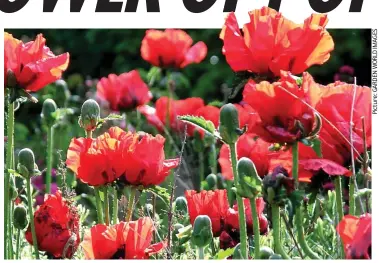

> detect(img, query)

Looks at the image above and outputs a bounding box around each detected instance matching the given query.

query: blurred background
[5,28,372,224]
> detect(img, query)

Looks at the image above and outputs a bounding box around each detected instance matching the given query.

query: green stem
[250,198,261,259]
[112,187,118,224]
[16,228,21,260]
[198,246,205,260]
[272,204,290,259]
[198,151,205,191]
[210,143,217,174]
[152,194,157,243]
[27,179,39,259]
[226,180,235,207]
[46,126,54,194]
[94,188,104,224]
[126,187,136,222]
[9,201,14,259]
[292,141,320,259]
[334,176,346,258]
[229,143,248,259]
[136,109,141,131]
[5,101,15,259]
[348,176,356,215]
[104,187,110,225]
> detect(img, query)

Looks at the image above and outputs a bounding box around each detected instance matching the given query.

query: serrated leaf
[146,185,170,206]
[178,115,217,137]
[215,248,234,259]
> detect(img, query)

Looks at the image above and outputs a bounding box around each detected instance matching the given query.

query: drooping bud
[41,99,58,127]
[219,104,240,144]
[6,69,17,88]
[55,79,71,104]
[233,243,243,259]
[191,215,213,248]
[13,205,28,230]
[17,148,36,179]
[79,99,100,132]
[174,196,188,217]
[217,174,227,189]
[206,173,217,190]
[262,166,294,206]
[237,157,262,198]
[259,246,274,259]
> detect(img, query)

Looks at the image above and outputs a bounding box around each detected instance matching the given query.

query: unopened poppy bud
[55,79,71,103]
[233,243,243,259]
[217,174,227,189]
[259,246,274,259]
[191,215,213,248]
[206,173,217,190]
[41,99,57,127]
[237,157,262,198]
[13,205,28,230]
[17,148,36,178]
[6,69,17,88]
[219,104,240,144]
[80,99,100,132]
[174,196,188,216]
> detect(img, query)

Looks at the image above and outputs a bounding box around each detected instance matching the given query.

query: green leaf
[215,248,234,259]
[146,185,170,206]
[178,115,217,137]
[7,169,23,178]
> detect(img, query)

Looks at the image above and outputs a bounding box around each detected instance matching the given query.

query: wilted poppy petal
[300,159,352,177]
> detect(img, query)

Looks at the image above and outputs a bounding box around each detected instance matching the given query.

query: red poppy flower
[314,82,371,166]
[4,33,69,92]
[225,197,268,235]
[82,217,165,259]
[122,132,179,186]
[336,214,371,259]
[243,71,317,144]
[97,70,152,111]
[141,96,205,133]
[25,191,79,259]
[220,7,334,77]
[141,29,207,69]
[219,133,283,181]
[185,189,229,237]
[66,127,135,186]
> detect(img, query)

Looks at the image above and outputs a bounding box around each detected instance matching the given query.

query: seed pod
[219,104,240,144]
[79,99,100,132]
[206,174,217,190]
[237,157,262,198]
[41,99,58,127]
[174,196,188,216]
[13,205,28,230]
[191,215,213,248]
[259,246,274,259]
[17,148,36,178]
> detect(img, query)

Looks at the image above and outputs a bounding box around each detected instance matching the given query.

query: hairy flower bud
[41,99,58,127]
[191,215,213,248]
[237,157,262,198]
[13,205,28,230]
[174,196,188,217]
[55,79,71,103]
[17,148,36,178]
[206,173,217,190]
[79,99,100,132]
[259,246,274,259]
[219,104,240,144]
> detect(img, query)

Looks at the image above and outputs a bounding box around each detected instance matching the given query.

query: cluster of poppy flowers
[4,6,371,260]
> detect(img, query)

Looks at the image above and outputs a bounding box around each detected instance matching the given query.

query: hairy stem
[16,228,21,259]
[229,143,248,259]
[125,187,136,222]
[5,100,15,259]
[27,179,39,259]
[46,126,54,193]
[272,204,290,259]
[250,197,261,259]
[94,188,104,224]
[198,246,205,260]
[334,176,346,258]
[112,187,118,224]
[104,187,110,225]
[293,141,320,259]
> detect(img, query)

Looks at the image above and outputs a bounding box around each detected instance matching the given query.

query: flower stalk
[334,176,346,258]
[126,187,137,222]
[104,187,110,225]
[46,127,54,193]
[26,179,39,259]
[272,204,290,259]
[112,187,118,224]
[250,198,261,259]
